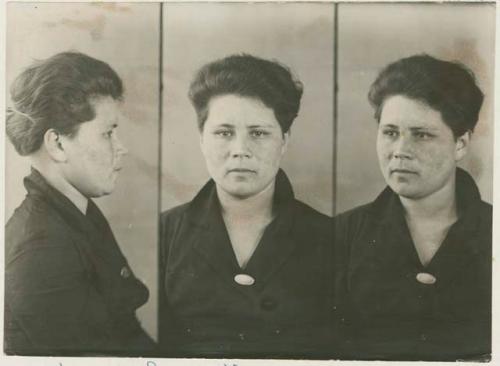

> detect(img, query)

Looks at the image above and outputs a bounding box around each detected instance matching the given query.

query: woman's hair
[368,54,484,138]
[6,51,123,156]
[188,54,303,133]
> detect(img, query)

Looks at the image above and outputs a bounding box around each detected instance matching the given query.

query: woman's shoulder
[160,202,191,227]
[335,201,374,225]
[292,198,331,218]
[5,196,80,264]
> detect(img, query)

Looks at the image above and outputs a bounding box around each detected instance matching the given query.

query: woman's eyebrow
[212,123,234,128]
[380,123,399,129]
[410,126,439,131]
[247,123,275,129]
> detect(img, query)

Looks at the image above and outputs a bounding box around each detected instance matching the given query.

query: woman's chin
[220,183,259,199]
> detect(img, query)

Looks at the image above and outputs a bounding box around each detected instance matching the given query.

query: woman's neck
[31,157,88,215]
[400,177,457,223]
[217,180,276,223]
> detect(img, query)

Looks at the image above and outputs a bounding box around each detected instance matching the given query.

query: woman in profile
[5,52,155,355]
[160,54,333,358]
[335,55,491,361]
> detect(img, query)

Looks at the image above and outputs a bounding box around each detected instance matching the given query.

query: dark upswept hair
[6,51,123,156]
[188,54,303,133]
[368,54,484,138]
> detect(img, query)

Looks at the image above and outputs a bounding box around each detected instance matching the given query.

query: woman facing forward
[335,54,491,361]
[160,54,334,358]
[5,52,155,355]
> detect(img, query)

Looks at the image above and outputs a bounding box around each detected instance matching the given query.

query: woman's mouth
[228,168,256,174]
[390,168,417,175]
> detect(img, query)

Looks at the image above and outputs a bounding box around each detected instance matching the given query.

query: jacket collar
[185,168,295,231]
[183,169,298,292]
[364,167,486,288]
[24,168,92,230]
[367,167,483,232]
[24,168,119,260]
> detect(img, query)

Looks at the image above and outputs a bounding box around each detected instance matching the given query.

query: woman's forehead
[380,95,445,128]
[205,94,279,127]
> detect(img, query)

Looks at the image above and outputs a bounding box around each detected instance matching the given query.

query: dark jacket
[334,168,492,361]
[4,169,154,356]
[159,170,335,358]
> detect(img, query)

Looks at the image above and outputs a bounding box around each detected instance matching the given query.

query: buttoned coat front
[4,169,154,356]
[159,171,335,358]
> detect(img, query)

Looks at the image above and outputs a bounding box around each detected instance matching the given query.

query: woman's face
[376,95,468,200]
[200,94,289,199]
[60,96,128,198]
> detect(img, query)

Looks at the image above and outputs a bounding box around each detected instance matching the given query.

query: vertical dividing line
[331,4,340,356]
[157,1,164,345]
[333,3,339,217]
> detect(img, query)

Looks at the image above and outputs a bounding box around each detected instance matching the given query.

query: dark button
[420,333,427,341]
[261,298,277,311]
[120,266,131,278]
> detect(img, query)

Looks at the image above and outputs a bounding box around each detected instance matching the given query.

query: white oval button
[416,272,437,285]
[234,274,255,286]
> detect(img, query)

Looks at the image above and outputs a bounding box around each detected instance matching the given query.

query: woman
[5,52,155,355]
[335,55,491,360]
[159,54,334,358]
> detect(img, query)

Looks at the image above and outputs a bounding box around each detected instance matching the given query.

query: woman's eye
[382,130,398,137]
[215,130,232,137]
[104,130,114,138]
[251,130,268,138]
[415,132,433,140]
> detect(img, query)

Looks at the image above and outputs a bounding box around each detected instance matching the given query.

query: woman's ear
[44,129,67,162]
[455,130,471,162]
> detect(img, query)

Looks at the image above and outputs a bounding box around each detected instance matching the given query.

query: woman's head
[7,52,128,198]
[189,54,303,199]
[368,54,483,138]
[188,54,303,133]
[7,52,124,156]
[369,55,484,200]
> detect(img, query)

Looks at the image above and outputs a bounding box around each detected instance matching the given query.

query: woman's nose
[230,134,252,158]
[393,133,413,159]
[114,136,129,156]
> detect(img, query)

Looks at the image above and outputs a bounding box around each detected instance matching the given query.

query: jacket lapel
[242,171,299,292]
[426,170,484,289]
[187,181,241,283]
[244,202,298,292]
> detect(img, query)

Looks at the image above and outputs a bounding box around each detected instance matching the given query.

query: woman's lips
[390,168,417,175]
[227,168,256,174]
[229,168,255,172]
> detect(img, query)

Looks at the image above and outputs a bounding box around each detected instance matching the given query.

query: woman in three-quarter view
[159,54,334,358]
[4,52,155,355]
[335,55,491,361]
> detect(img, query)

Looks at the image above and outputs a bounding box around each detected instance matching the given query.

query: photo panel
[334,2,495,361]
[159,2,336,359]
[5,2,160,343]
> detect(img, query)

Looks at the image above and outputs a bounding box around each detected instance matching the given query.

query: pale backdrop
[336,3,495,214]
[161,3,335,216]
[5,2,160,339]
